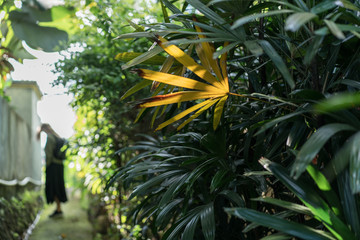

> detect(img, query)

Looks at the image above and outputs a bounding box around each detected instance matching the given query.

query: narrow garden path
[28,191,93,240]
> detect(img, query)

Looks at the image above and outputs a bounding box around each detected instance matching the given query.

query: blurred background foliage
[51,0,360,239]
[0,0,74,96]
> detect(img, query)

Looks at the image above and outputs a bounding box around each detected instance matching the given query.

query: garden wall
[0,81,42,197]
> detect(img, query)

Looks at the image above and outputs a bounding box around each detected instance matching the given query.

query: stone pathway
[28,192,93,240]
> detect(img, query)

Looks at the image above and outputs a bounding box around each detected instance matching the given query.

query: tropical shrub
[108,0,360,239]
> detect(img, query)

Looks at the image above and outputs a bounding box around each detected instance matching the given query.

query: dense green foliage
[54,0,163,238]
[0,190,43,240]
[56,0,360,239]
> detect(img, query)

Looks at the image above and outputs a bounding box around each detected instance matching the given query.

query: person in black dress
[37,123,67,217]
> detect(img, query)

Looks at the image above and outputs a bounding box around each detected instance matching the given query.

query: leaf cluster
[108,0,360,239]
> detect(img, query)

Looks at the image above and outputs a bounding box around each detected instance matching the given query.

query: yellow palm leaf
[194,23,225,87]
[130,35,234,131]
[135,69,226,93]
[151,106,161,128]
[151,55,175,91]
[157,36,226,91]
[177,99,218,131]
[213,95,228,130]
[155,98,217,131]
[137,91,225,108]
[220,42,230,90]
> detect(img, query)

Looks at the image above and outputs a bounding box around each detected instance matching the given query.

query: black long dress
[44,134,67,204]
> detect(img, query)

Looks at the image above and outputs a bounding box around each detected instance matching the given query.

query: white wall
[0,81,42,187]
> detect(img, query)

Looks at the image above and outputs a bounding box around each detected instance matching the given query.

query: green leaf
[161,0,192,28]
[306,165,342,216]
[260,233,292,240]
[182,216,200,239]
[226,208,335,240]
[314,92,360,113]
[311,1,337,14]
[330,132,360,194]
[115,52,168,67]
[160,0,170,23]
[244,40,263,56]
[119,46,165,69]
[158,174,188,207]
[164,205,206,240]
[285,12,317,32]
[213,41,240,59]
[200,204,215,240]
[260,158,330,212]
[290,89,324,101]
[335,0,360,11]
[292,123,356,179]
[114,32,158,40]
[258,40,295,89]
[306,164,331,191]
[232,10,294,29]
[243,210,296,233]
[257,110,307,135]
[9,11,68,51]
[348,132,360,194]
[253,197,312,215]
[156,198,183,227]
[260,158,354,239]
[324,20,345,39]
[331,79,360,89]
[210,169,229,193]
[3,31,36,59]
[186,0,229,28]
[120,79,152,100]
[336,171,360,238]
[129,170,184,199]
[304,35,324,65]
[294,0,309,11]
[219,190,245,207]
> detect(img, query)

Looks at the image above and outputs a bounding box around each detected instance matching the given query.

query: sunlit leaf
[213,95,228,130]
[306,165,342,216]
[177,100,217,130]
[135,69,224,92]
[253,197,312,215]
[157,36,225,90]
[152,56,176,90]
[116,46,165,69]
[219,42,229,90]
[314,92,360,113]
[324,20,345,40]
[194,21,224,84]
[285,12,317,32]
[335,0,360,11]
[260,158,355,239]
[137,91,224,108]
[155,98,217,131]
